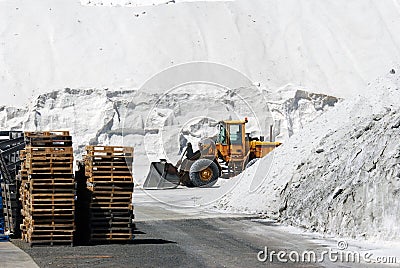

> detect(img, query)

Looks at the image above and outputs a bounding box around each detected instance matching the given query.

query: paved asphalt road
[13,216,385,268]
[11,189,395,267]
[13,217,316,268]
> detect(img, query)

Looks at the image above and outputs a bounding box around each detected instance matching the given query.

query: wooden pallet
[29,173,74,179]
[89,202,132,209]
[88,178,133,185]
[26,146,73,154]
[24,131,70,138]
[26,207,74,215]
[28,223,75,230]
[90,232,133,241]
[27,168,74,175]
[27,234,74,246]
[86,159,132,165]
[85,146,133,156]
[89,188,133,196]
[27,156,73,164]
[90,208,133,215]
[86,158,133,167]
[27,160,73,167]
[87,191,133,199]
[28,230,74,237]
[24,215,75,224]
[87,169,132,175]
[25,193,75,203]
[84,151,133,183]
[28,195,75,204]
[21,223,74,246]
[86,160,132,172]
[90,221,132,228]
[25,138,72,148]
[28,189,74,195]
[29,178,75,185]
[87,165,131,171]
[91,226,132,231]
[90,215,132,222]
[91,195,131,201]
[25,131,72,148]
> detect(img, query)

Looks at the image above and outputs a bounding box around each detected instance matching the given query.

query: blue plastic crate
[0,196,7,241]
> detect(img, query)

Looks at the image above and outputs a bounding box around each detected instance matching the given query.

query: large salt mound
[0,86,338,184]
[2,0,400,106]
[210,69,400,241]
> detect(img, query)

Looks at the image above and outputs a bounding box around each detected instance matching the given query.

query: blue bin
[0,191,8,241]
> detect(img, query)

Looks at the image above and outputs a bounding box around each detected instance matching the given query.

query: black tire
[179,171,194,187]
[245,158,259,169]
[189,159,219,187]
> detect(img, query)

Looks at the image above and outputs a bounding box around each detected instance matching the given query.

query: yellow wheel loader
[143,118,282,189]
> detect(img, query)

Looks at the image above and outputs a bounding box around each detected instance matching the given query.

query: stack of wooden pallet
[20,131,75,246]
[84,146,134,242]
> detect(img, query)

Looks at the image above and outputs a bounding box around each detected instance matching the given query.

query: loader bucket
[143,161,180,189]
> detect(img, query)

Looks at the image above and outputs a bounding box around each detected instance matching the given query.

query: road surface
[11,188,394,267]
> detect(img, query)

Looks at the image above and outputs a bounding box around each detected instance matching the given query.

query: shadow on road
[131,238,176,245]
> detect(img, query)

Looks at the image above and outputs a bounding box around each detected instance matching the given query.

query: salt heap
[211,69,400,241]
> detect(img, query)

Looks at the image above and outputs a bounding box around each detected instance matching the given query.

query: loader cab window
[229,124,242,145]
[218,124,227,145]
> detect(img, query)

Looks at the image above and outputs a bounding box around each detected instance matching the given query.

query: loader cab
[216,120,247,162]
[217,120,246,145]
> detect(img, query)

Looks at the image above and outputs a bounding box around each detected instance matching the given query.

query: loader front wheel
[189,159,219,187]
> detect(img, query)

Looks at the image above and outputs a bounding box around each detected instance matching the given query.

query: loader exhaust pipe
[270,125,273,142]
